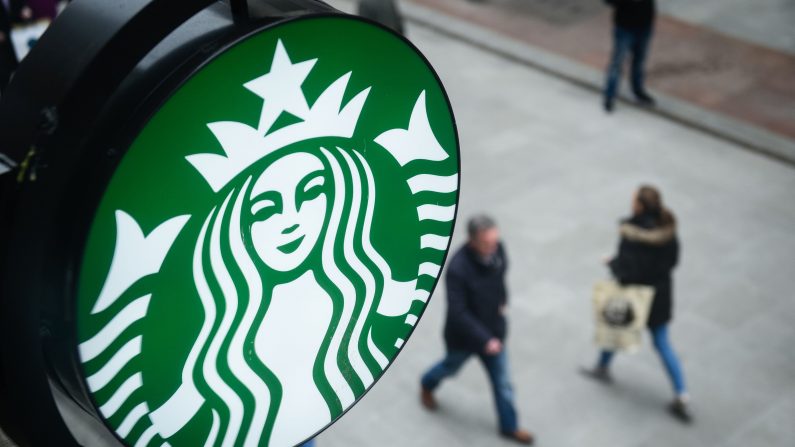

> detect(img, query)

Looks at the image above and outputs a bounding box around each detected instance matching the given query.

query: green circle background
[77,16,458,446]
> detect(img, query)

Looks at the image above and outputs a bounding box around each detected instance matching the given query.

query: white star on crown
[187,39,371,192]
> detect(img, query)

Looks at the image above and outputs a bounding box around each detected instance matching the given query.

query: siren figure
[180,145,410,446]
[148,40,417,447]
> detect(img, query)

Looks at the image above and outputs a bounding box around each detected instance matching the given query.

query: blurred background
[1,0,794,446]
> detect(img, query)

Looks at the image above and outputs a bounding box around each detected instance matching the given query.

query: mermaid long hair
[187,145,394,445]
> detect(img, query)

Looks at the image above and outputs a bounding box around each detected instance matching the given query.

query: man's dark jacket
[443,243,508,353]
[608,213,678,327]
[606,0,655,30]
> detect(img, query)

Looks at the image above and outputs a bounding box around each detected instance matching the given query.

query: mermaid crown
[187,40,371,192]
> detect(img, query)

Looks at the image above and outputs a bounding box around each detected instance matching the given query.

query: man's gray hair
[467,214,497,239]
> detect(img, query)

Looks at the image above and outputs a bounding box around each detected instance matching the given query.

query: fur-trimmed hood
[619,222,676,245]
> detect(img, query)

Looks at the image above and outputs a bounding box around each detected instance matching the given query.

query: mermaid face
[249,152,328,272]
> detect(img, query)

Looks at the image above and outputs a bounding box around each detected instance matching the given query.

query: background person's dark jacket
[608,213,678,328]
[3,0,24,23]
[605,0,656,31]
[0,0,20,92]
[443,243,508,353]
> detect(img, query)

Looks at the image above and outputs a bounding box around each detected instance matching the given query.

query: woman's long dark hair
[637,185,676,227]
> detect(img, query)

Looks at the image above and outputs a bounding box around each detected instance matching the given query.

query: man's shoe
[634,91,656,107]
[668,398,693,424]
[500,429,534,445]
[579,366,613,384]
[420,386,438,411]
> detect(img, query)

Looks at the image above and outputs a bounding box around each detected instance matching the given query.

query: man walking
[420,215,533,445]
[603,0,656,112]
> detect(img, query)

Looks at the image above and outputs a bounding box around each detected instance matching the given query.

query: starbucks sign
[67,15,458,447]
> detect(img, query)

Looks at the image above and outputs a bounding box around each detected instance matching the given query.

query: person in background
[603,0,656,112]
[582,185,692,423]
[0,0,61,93]
[419,215,534,445]
[25,0,58,21]
[0,0,24,92]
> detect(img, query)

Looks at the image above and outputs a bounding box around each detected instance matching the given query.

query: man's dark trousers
[421,349,518,433]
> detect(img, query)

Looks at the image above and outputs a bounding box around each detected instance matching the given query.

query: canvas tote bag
[592,279,654,352]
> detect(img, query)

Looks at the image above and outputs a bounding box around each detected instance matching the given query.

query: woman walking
[583,185,692,423]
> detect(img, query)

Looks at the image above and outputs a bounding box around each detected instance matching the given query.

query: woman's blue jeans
[599,324,687,395]
[421,349,518,433]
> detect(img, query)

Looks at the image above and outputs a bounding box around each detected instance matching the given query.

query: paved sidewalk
[402,0,795,164]
[658,0,795,55]
[319,4,795,447]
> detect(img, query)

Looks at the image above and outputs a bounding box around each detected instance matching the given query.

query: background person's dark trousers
[604,25,654,110]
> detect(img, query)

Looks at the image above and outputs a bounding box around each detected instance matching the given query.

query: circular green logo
[76,16,458,447]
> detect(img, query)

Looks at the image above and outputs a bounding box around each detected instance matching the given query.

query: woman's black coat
[608,214,679,328]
